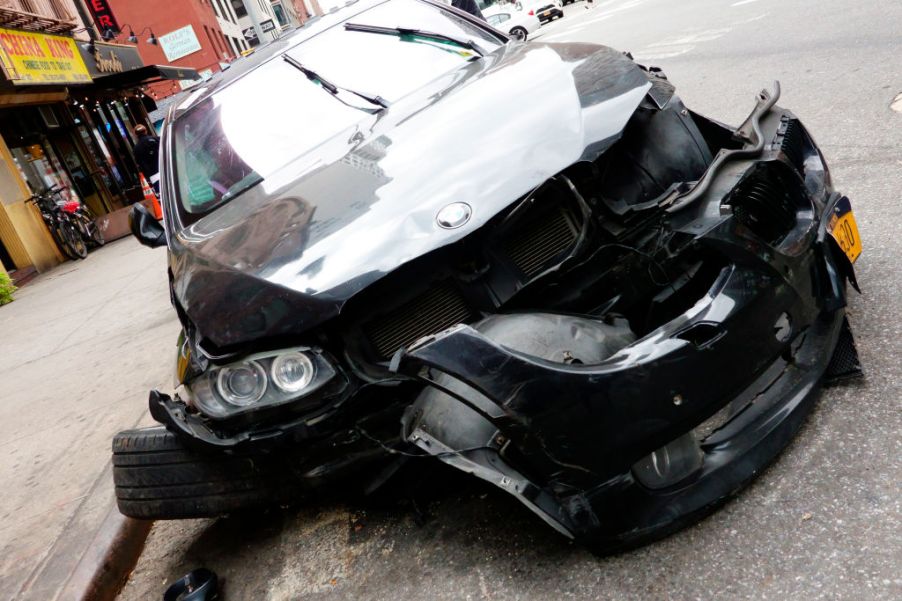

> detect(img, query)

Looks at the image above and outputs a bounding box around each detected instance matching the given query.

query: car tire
[113,427,308,519]
[510,27,528,41]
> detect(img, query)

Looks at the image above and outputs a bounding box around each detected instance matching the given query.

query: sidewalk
[0,238,179,600]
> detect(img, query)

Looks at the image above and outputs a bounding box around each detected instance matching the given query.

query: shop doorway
[49,129,110,216]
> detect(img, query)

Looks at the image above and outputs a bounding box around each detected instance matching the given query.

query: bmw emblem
[436,202,472,229]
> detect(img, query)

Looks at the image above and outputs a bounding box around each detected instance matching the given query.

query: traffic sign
[260,19,276,33]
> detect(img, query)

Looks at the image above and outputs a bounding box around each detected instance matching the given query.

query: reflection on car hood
[169,41,651,349]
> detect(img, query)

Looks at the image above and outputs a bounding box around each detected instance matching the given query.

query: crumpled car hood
[169,42,651,349]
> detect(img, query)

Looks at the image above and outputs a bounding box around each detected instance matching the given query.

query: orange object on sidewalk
[139,172,163,219]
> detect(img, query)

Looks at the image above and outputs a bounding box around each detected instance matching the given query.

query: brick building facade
[98,0,234,100]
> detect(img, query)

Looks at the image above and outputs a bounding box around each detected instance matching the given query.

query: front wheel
[60,219,88,259]
[113,427,309,519]
[48,220,73,259]
[510,27,528,41]
[80,213,105,247]
[90,222,105,247]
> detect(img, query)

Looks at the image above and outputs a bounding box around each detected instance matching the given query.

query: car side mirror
[129,203,166,248]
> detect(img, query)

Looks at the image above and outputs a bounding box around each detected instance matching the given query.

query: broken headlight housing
[185,347,337,419]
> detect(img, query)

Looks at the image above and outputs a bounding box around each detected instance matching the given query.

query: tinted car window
[172,59,365,215]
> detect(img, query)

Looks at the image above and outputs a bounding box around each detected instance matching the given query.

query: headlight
[217,361,267,406]
[186,347,335,419]
[271,352,314,393]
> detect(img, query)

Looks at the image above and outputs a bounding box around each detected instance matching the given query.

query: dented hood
[168,42,651,348]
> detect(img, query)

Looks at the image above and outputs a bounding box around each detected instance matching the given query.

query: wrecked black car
[115,0,863,552]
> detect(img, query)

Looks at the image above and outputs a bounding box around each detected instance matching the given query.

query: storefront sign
[86,0,120,33]
[260,19,276,33]
[159,26,202,62]
[79,42,145,78]
[0,28,92,85]
[93,49,122,73]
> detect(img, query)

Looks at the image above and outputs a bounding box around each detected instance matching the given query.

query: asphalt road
[119,1,902,599]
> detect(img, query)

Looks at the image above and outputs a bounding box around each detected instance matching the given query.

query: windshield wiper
[282,54,389,110]
[343,22,485,57]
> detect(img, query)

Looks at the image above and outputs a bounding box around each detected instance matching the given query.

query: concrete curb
[16,462,152,601]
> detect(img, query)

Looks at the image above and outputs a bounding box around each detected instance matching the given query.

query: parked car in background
[484,6,541,40]
[517,0,563,22]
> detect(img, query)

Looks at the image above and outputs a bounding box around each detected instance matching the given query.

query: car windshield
[171,0,503,220]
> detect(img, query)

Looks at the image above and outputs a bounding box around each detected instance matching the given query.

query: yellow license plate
[828,197,862,263]
[540,10,551,17]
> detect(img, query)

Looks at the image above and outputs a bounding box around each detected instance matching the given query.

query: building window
[231,0,247,18]
[48,0,71,20]
[272,2,288,26]
[219,31,230,57]
[203,25,220,55]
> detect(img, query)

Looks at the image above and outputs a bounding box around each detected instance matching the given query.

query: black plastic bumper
[394,192,859,550]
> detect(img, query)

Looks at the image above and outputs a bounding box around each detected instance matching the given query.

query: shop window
[9,143,74,197]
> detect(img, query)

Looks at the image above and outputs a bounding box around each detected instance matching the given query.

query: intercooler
[363,204,581,359]
[364,282,475,359]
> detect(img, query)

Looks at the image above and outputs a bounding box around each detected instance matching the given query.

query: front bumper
[395,190,859,551]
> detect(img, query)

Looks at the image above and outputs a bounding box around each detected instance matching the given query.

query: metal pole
[72,0,100,41]
[241,0,266,44]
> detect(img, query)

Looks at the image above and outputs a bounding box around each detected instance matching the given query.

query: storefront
[74,44,198,240]
[0,36,197,278]
[76,44,198,200]
[0,26,91,277]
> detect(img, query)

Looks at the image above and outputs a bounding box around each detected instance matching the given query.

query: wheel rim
[511,28,526,41]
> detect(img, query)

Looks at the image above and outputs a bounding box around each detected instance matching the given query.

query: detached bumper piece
[396,189,860,553]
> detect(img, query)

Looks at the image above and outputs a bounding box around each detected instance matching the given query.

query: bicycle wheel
[60,219,88,259]
[77,213,104,248]
[89,219,105,247]
[48,220,77,260]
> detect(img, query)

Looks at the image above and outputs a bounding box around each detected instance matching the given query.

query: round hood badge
[436,202,472,229]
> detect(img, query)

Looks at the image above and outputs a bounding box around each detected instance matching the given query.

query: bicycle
[63,193,105,249]
[26,185,89,260]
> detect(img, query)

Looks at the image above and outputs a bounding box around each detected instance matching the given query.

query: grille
[780,118,805,172]
[503,207,579,277]
[364,282,475,359]
[730,166,800,245]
